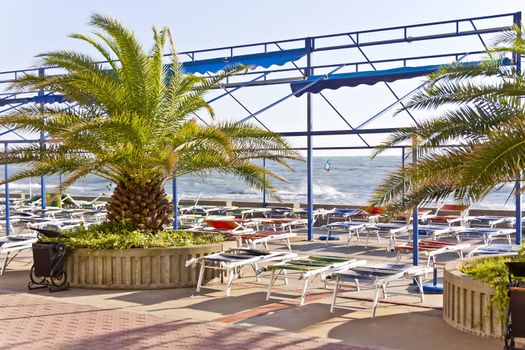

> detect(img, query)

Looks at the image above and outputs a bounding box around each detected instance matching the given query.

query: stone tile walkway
[0,290,374,350]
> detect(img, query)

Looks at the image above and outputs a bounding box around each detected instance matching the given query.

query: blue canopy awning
[179,48,306,75]
[290,58,512,97]
[0,94,67,107]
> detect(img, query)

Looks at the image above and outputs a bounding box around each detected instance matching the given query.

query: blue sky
[1,0,523,155]
[2,0,522,70]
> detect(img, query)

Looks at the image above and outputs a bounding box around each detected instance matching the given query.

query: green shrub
[39,222,225,250]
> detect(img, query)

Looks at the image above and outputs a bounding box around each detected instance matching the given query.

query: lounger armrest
[447,217,465,225]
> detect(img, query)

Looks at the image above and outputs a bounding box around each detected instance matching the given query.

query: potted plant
[2,14,301,288]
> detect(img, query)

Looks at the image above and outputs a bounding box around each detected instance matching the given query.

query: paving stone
[0,290,372,350]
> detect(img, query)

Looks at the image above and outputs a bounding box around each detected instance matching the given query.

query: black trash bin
[28,241,69,292]
[504,261,525,349]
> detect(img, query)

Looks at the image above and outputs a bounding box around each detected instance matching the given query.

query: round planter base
[65,241,237,289]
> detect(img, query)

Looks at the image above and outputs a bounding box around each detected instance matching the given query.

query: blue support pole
[515,12,522,245]
[517,180,522,245]
[4,143,9,236]
[412,140,419,266]
[306,38,314,241]
[262,158,267,208]
[401,147,406,198]
[172,176,178,230]
[38,68,46,212]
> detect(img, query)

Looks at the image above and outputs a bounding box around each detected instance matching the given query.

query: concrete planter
[443,258,504,339]
[65,241,236,289]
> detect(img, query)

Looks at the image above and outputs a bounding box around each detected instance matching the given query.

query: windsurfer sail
[324,160,331,172]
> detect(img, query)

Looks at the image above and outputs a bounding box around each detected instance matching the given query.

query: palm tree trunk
[106,177,173,231]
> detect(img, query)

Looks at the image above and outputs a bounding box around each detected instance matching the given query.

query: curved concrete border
[443,258,504,338]
[65,241,236,289]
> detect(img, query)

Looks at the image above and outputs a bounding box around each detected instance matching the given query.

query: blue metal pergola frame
[0,12,521,267]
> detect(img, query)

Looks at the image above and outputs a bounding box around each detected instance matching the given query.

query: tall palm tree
[2,14,301,231]
[370,25,525,213]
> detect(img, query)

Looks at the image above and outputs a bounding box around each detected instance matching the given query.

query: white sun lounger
[455,227,514,245]
[265,256,367,305]
[243,232,297,252]
[414,225,459,241]
[395,240,470,268]
[467,244,520,257]
[461,215,515,228]
[365,223,409,250]
[330,263,432,317]
[186,248,297,296]
[0,234,38,275]
[239,207,273,219]
[322,222,369,247]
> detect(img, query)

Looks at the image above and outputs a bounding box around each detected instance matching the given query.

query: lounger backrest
[205,219,239,230]
[0,239,35,252]
[361,206,385,215]
[436,204,470,217]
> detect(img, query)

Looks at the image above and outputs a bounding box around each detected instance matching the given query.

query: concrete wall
[65,241,237,289]
[443,258,504,338]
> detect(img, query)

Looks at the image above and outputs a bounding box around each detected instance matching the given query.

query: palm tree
[370,25,525,213]
[2,14,301,231]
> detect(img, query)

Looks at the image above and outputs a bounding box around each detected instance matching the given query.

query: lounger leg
[226,268,236,296]
[253,263,260,282]
[321,273,328,289]
[0,252,8,275]
[372,287,382,318]
[396,251,401,263]
[325,230,331,247]
[195,262,205,293]
[415,276,425,303]
[285,238,292,252]
[365,232,370,249]
[355,278,360,292]
[300,278,310,305]
[266,269,276,300]
[507,232,512,245]
[283,269,289,285]
[330,275,341,313]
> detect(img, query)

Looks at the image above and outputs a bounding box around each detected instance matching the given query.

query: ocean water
[1,156,516,209]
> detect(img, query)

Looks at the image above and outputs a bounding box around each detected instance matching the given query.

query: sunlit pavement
[0,234,504,350]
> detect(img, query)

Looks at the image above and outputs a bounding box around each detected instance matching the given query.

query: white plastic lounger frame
[322,222,368,247]
[467,244,519,257]
[240,208,272,219]
[246,232,297,252]
[186,249,297,296]
[330,264,432,317]
[365,224,409,250]
[414,225,459,241]
[456,227,513,245]
[266,257,367,305]
[0,236,38,275]
[396,242,470,268]
[461,215,515,228]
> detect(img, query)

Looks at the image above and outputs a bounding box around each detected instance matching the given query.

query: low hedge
[40,222,225,250]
